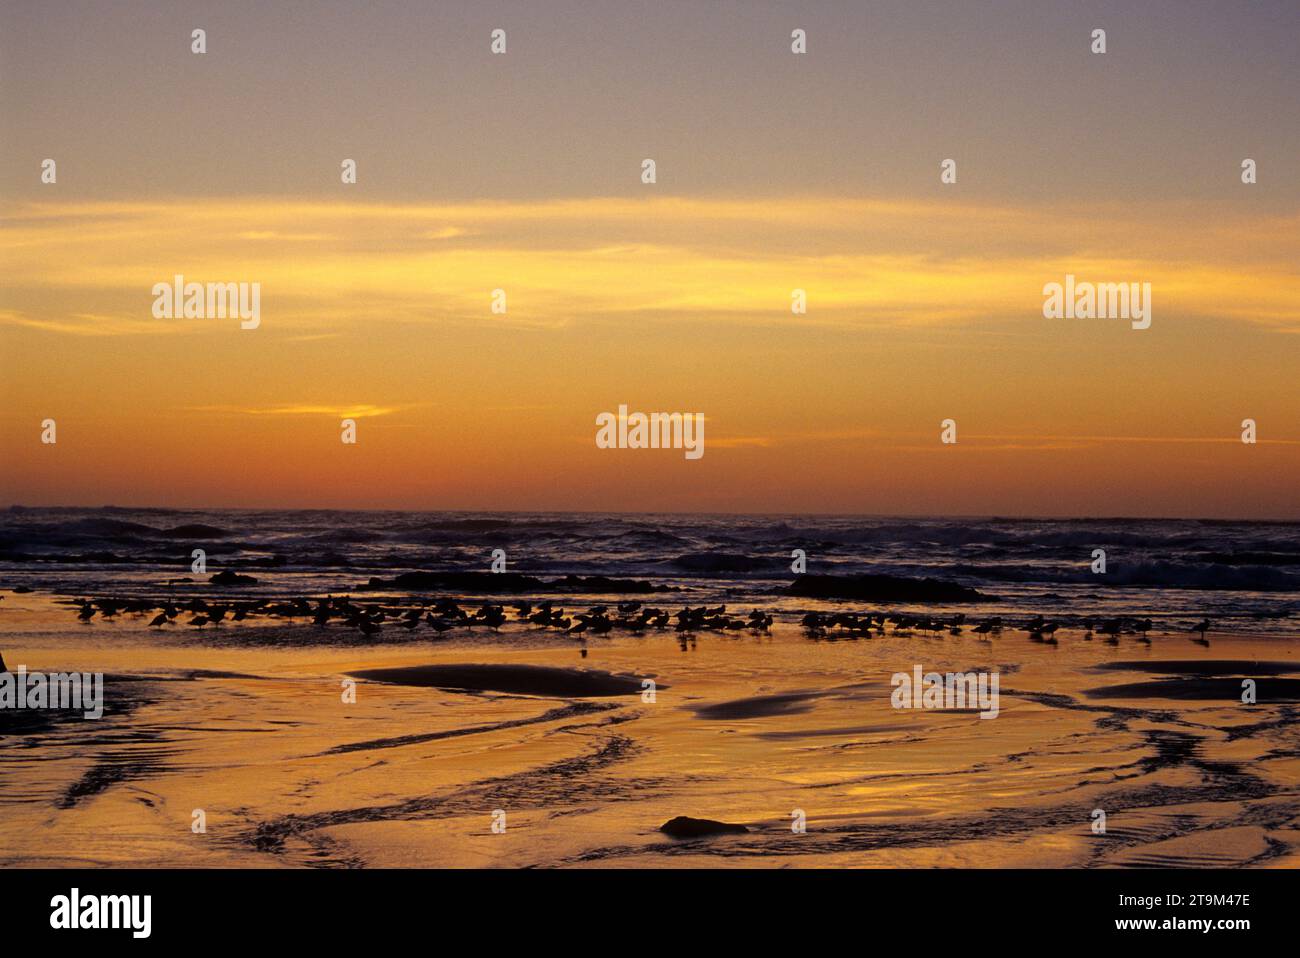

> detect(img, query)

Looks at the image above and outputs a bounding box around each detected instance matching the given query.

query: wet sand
[2,591,1298,869]
[350,663,661,697]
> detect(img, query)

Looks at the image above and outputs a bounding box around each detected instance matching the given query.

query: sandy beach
[3,588,1297,869]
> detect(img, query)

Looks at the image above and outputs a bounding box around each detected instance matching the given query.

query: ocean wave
[954,560,1300,592]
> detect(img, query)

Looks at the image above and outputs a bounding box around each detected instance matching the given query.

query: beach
[2,583,1298,869]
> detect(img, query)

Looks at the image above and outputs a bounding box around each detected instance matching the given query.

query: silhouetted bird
[148,612,168,628]
[476,605,506,629]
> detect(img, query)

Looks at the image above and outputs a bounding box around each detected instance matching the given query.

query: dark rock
[209,571,258,586]
[672,553,773,573]
[659,816,749,839]
[360,572,674,594]
[552,574,670,594]
[365,572,545,592]
[786,574,990,603]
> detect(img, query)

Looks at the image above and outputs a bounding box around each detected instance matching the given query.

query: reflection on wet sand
[1,592,1298,869]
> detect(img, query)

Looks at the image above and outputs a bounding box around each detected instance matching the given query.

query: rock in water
[360,571,673,594]
[659,816,749,838]
[786,574,990,603]
[209,571,258,586]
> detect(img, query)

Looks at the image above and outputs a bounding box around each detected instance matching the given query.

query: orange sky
[2,2,1298,517]
[1,195,1297,517]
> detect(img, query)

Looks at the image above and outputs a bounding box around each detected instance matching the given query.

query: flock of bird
[64,594,1212,645]
[67,596,775,639]
[798,611,1214,646]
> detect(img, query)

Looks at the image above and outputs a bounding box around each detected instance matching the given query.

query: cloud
[184,403,414,419]
[3,197,1296,336]
[0,309,180,336]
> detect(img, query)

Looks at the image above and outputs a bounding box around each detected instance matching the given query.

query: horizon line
[5,503,1298,525]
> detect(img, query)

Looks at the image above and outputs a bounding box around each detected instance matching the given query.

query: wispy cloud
[0,309,179,337]
[3,197,1297,336]
[185,403,416,419]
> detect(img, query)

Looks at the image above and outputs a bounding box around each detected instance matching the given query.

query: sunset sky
[2,1,1297,517]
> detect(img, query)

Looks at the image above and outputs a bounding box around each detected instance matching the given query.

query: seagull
[1191,618,1212,647]
[148,612,168,628]
[476,605,506,630]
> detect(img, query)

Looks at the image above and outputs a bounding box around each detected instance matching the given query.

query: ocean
[3,506,1300,869]
[2,506,1298,634]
